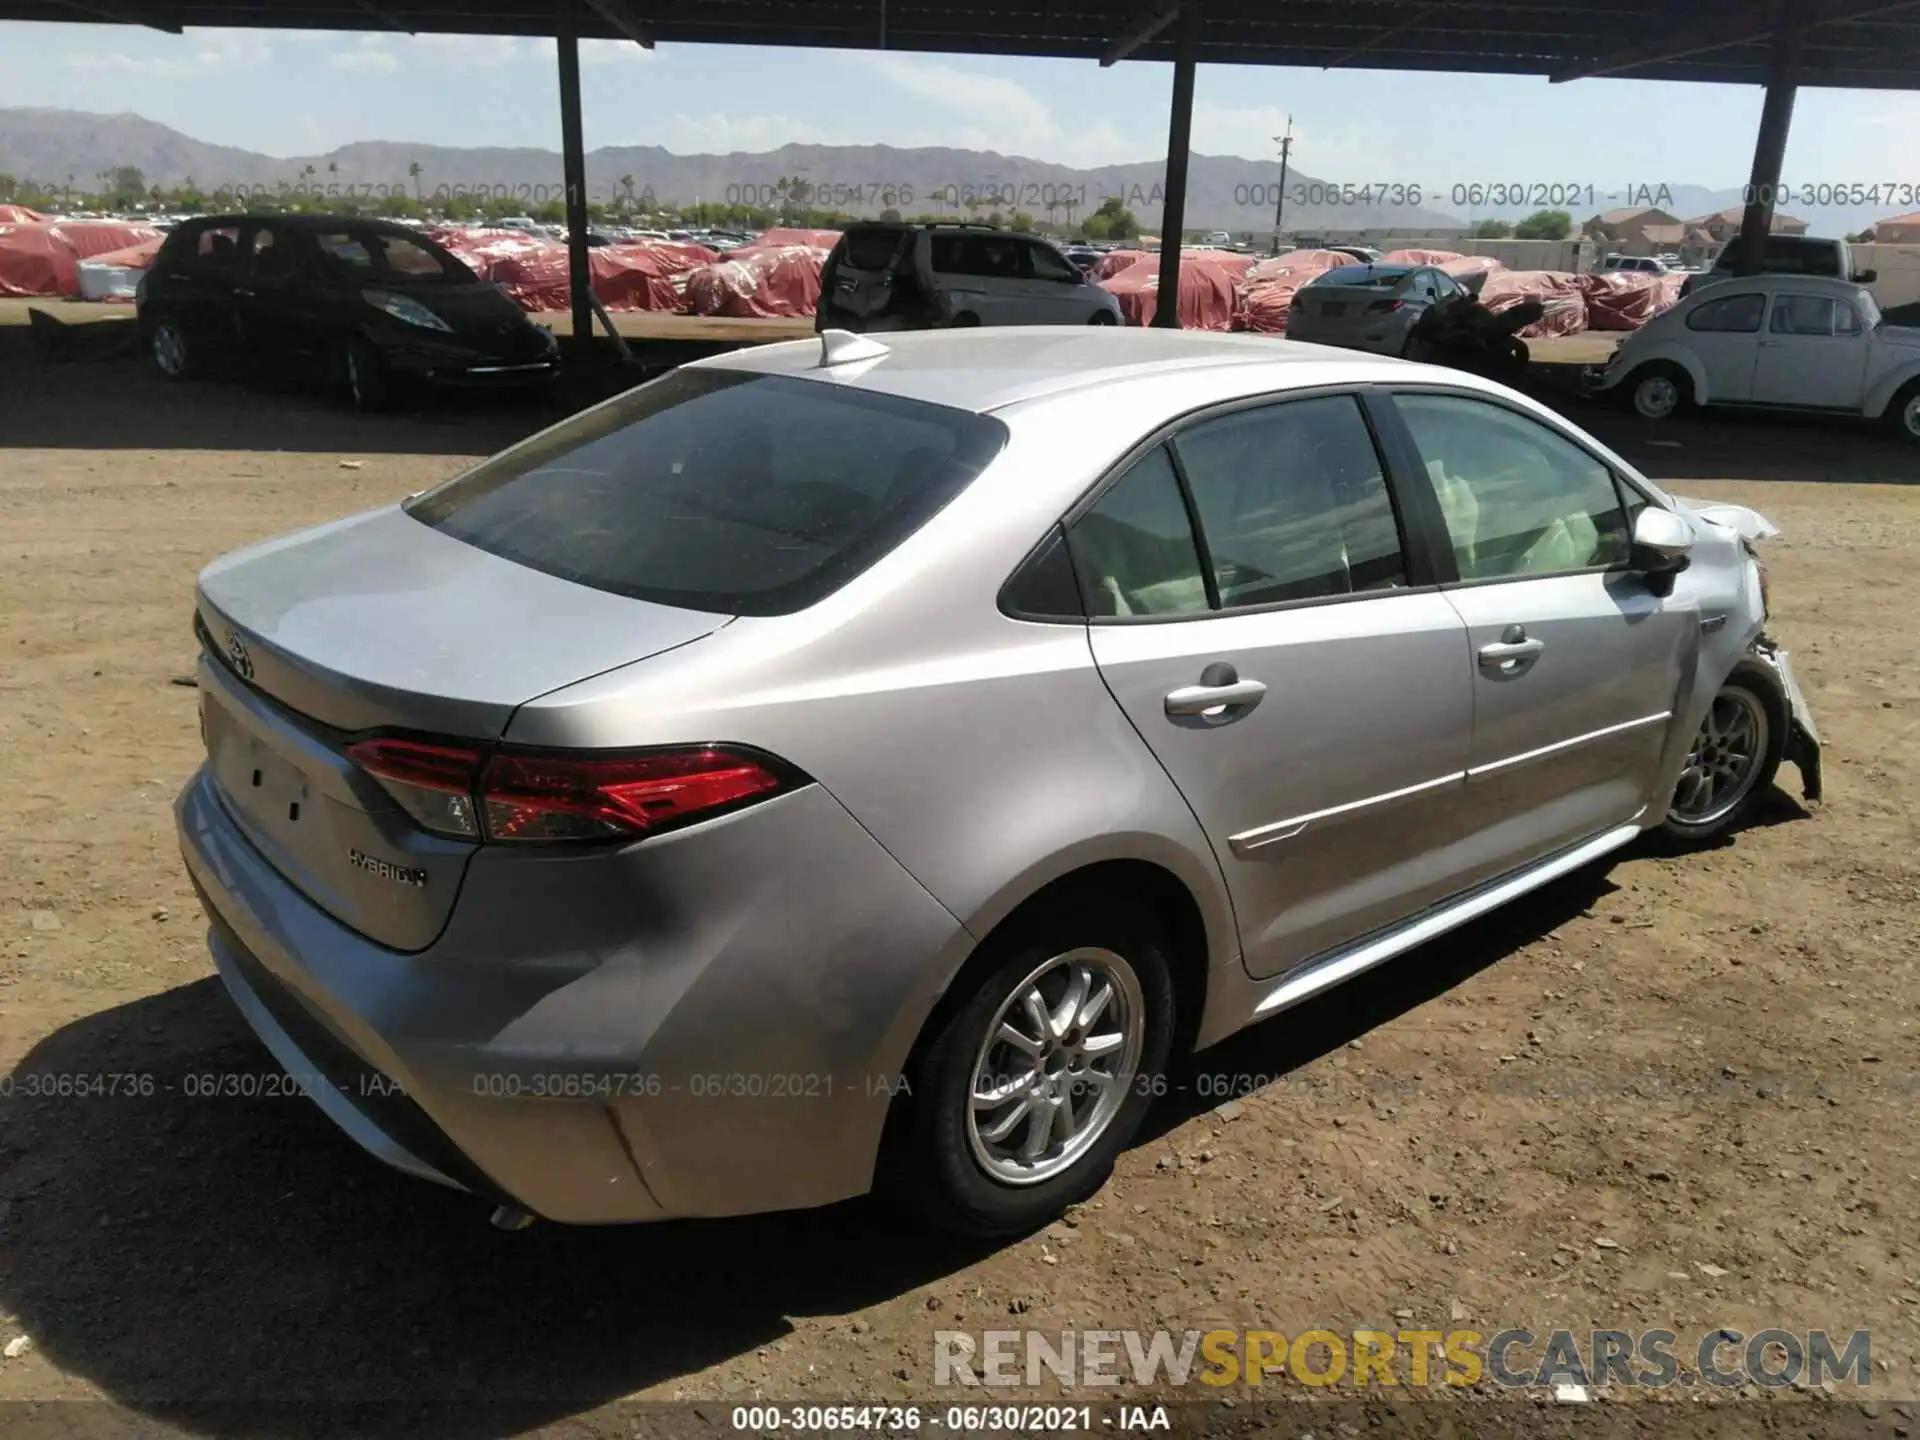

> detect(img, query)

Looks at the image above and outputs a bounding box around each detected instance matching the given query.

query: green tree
[0,172,17,201]
[879,207,902,222]
[1513,208,1572,240]
[1010,211,1034,233]
[1082,213,1112,241]
[103,165,146,207]
[376,191,423,218]
[1468,217,1513,238]
[408,160,423,199]
[1091,194,1138,240]
[530,197,567,224]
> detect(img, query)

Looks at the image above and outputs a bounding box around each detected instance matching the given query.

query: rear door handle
[1166,661,1267,719]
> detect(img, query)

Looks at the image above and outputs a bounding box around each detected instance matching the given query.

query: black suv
[137,215,559,409]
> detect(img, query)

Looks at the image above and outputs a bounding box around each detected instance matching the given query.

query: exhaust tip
[490,1204,536,1232]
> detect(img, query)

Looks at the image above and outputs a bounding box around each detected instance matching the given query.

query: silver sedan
[177,326,1819,1238]
[1285,263,1468,355]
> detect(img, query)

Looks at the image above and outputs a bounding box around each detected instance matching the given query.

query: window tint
[842,228,906,271]
[1066,447,1209,618]
[1394,394,1631,580]
[318,229,470,284]
[1770,294,1845,336]
[1173,397,1406,606]
[929,234,1023,278]
[1314,266,1407,288]
[250,225,298,277]
[1025,242,1080,283]
[195,226,243,267]
[407,370,1007,616]
[1686,293,1765,333]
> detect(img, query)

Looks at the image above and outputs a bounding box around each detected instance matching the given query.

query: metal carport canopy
[13,0,1919,330]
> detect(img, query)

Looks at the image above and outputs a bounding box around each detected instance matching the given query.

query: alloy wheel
[965,947,1145,1186]
[1671,686,1769,826]
[1903,393,1920,440]
[151,324,186,377]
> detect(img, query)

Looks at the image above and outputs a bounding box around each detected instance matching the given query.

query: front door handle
[1479,624,1546,670]
[1166,661,1267,719]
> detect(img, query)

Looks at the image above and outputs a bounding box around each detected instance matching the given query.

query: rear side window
[1687,293,1765,332]
[842,228,907,271]
[1173,396,1406,606]
[1067,448,1209,618]
[407,370,1007,616]
[1770,294,1844,335]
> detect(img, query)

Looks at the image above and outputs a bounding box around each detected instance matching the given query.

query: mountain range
[0,108,1888,237]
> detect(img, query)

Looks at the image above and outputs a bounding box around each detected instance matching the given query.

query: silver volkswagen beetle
[176,326,1819,1238]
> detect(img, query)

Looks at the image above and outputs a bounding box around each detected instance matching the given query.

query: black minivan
[137,215,559,409]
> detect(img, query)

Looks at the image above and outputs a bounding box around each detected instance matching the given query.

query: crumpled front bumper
[1751,636,1823,802]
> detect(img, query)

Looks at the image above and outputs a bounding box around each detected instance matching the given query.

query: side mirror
[1855,268,1879,284]
[1632,507,1693,596]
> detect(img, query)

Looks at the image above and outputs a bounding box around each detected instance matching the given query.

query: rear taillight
[346,737,484,839]
[1367,297,1406,312]
[345,737,795,845]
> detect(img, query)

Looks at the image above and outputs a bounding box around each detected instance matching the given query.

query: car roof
[174,213,436,238]
[1687,273,1863,296]
[695,326,1430,415]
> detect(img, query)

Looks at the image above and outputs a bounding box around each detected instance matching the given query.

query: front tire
[1628,363,1690,421]
[1660,665,1787,845]
[1087,310,1117,326]
[886,895,1176,1239]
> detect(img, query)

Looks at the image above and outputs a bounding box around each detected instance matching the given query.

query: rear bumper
[175,764,967,1223]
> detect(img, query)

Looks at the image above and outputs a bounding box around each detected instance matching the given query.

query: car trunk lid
[194,505,725,950]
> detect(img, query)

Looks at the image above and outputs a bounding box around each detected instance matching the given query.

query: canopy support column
[556,0,594,345]
[1151,26,1196,329]
[1733,0,1806,275]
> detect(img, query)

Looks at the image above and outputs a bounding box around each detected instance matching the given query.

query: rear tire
[1628,362,1691,420]
[950,311,981,328]
[1659,664,1787,846]
[883,894,1176,1240]
[147,319,193,381]
[1885,380,1920,444]
[1087,310,1117,325]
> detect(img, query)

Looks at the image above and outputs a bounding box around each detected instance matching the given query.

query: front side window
[318,230,471,284]
[1172,396,1406,606]
[408,370,1007,616]
[1770,294,1848,336]
[1066,447,1209,618]
[1025,241,1080,283]
[1687,293,1766,333]
[1393,393,1631,581]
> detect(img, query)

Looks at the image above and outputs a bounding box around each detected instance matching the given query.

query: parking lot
[1,316,1917,1434]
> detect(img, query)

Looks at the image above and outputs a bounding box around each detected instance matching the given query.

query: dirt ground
[0,323,1917,1439]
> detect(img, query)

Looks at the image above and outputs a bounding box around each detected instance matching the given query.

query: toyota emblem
[226,631,254,682]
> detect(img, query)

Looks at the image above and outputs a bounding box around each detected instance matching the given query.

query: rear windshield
[1314,266,1409,288]
[318,229,472,283]
[1714,237,1840,273]
[406,369,1008,616]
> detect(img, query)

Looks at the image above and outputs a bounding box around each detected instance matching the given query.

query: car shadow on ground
[0,325,644,458]
[1528,363,1920,484]
[0,801,1808,1437]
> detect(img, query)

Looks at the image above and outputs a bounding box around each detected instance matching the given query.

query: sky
[2,18,1917,186]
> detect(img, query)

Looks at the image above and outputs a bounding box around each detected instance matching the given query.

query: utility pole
[1270,117,1293,255]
